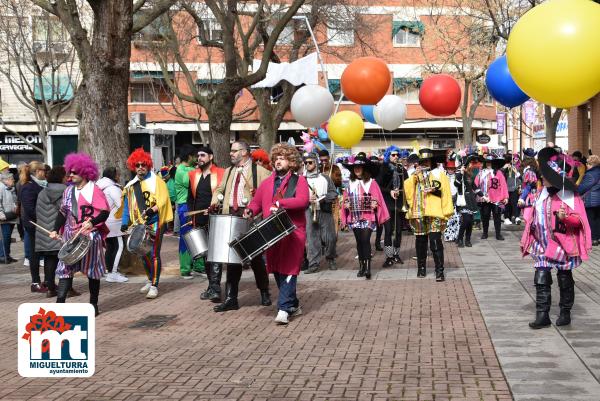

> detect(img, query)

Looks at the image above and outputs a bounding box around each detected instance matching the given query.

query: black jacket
[376,162,408,213]
[454,172,478,212]
[18,180,43,231]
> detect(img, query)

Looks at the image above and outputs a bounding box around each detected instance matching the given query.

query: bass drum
[207,214,249,264]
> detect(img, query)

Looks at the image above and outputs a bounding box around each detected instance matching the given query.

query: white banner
[252,53,318,88]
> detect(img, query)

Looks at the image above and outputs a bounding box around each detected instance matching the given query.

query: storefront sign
[477,133,491,144]
[0,134,42,153]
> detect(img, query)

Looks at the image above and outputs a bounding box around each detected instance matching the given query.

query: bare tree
[418,0,497,145]
[29,0,176,175]
[0,0,79,161]
[143,0,305,164]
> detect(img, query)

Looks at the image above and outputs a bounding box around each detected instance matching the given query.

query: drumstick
[181,221,193,228]
[29,221,62,240]
[184,209,208,217]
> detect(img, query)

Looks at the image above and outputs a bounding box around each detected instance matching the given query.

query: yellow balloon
[328,111,364,149]
[506,0,600,109]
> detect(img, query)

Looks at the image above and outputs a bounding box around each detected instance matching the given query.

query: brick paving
[0,232,512,400]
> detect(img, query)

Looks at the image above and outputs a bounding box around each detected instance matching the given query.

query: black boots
[260,289,272,306]
[416,235,427,278]
[200,261,213,300]
[364,259,372,280]
[383,257,395,267]
[529,270,552,329]
[457,239,464,248]
[357,260,366,277]
[201,263,222,302]
[88,278,100,317]
[430,233,445,282]
[56,278,73,303]
[556,270,574,326]
[213,282,239,312]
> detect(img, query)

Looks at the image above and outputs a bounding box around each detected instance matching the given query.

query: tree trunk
[257,122,278,150]
[463,118,474,146]
[544,105,562,146]
[208,95,236,167]
[76,0,132,179]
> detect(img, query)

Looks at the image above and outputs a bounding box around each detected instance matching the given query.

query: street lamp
[292,15,329,92]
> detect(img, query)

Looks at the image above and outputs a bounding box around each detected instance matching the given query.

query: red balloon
[419,74,462,117]
[341,57,391,105]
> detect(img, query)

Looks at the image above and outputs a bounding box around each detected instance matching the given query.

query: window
[133,14,168,42]
[266,18,295,45]
[200,18,222,42]
[33,74,74,103]
[130,72,172,103]
[393,78,422,104]
[327,27,354,46]
[392,21,424,47]
[327,79,348,101]
[196,79,223,97]
[32,15,68,52]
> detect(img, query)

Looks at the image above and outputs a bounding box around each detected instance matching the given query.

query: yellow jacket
[404,168,453,220]
[116,172,173,227]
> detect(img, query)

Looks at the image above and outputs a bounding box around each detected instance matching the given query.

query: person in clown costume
[117,148,173,299]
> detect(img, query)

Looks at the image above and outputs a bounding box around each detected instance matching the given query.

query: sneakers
[328,260,337,270]
[305,265,319,274]
[504,218,512,225]
[105,272,129,283]
[30,283,47,293]
[146,286,158,299]
[290,306,303,317]
[275,310,289,324]
[181,274,194,280]
[139,282,152,294]
[515,217,522,225]
[24,258,30,267]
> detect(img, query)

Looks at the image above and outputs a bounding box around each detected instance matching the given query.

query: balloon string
[334,92,344,114]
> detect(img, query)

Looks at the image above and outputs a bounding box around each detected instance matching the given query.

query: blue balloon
[486,55,529,108]
[313,140,327,151]
[317,128,328,141]
[360,105,377,124]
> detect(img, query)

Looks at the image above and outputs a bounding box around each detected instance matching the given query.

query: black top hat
[343,152,380,176]
[419,148,434,160]
[523,148,537,158]
[537,147,577,192]
[407,153,420,165]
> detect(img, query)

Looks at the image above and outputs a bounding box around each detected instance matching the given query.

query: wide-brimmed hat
[523,148,537,158]
[343,152,380,176]
[538,147,577,192]
[464,153,483,167]
[419,148,434,161]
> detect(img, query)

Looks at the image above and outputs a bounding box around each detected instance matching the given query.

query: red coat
[248,172,310,275]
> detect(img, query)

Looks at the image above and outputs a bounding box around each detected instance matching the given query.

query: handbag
[456,179,466,207]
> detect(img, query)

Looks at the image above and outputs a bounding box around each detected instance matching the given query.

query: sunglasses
[135,163,146,168]
[69,171,78,176]
[306,161,315,165]
[390,153,399,157]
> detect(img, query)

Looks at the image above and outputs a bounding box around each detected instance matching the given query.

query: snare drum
[183,227,209,260]
[207,214,249,264]
[58,234,91,265]
[229,209,296,265]
[127,224,153,256]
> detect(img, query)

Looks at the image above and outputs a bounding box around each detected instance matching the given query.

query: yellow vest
[404,169,453,220]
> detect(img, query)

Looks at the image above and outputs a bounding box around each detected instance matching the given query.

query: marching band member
[49,153,110,315]
[318,149,343,232]
[404,149,453,281]
[188,146,224,302]
[117,148,173,299]
[341,152,389,280]
[521,147,591,329]
[474,155,509,241]
[303,152,338,274]
[245,143,309,324]
[378,146,408,267]
[210,141,271,312]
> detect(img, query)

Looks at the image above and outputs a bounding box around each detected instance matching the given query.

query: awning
[33,75,73,102]
[392,21,425,37]
[131,71,165,80]
[196,79,224,85]
[393,77,423,91]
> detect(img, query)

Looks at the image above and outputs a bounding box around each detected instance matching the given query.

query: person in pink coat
[340,152,390,279]
[474,156,509,240]
[246,143,310,325]
[521,147,592,329]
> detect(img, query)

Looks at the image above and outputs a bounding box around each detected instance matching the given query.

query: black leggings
[480,203,502,236]
[26,228,42,284]
[105,236,123,273]
[39,254,58,292]
[458,213,474,242]
[383,212,403,248]
[353,228,372,260]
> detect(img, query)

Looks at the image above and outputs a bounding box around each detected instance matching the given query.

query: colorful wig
[64,153,99,182]
[251,148,272,170]
[127,147,153,172]
[270,143,302,172]
[383,145,401,163]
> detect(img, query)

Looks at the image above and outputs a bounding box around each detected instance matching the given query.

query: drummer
[117,148,173,299]
[209,141,272,312]
[244,143,310,324]
[49,153,110,316]
[187,146,224,302]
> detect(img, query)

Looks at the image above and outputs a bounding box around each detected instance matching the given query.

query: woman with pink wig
[49,153,110,316]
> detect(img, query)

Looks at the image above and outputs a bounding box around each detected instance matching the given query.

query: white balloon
[374,95,407,131]
[291,85,335,128]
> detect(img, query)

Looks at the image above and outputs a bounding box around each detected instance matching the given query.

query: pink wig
[127,148,153,172]
[64,153,99,181]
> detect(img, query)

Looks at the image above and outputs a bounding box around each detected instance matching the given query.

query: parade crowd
[1,141,599,328]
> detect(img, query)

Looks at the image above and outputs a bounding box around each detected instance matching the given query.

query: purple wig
[64,152,99,182]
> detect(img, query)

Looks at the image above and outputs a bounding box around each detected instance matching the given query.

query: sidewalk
[0,231,511,401]
[460,229,600,401]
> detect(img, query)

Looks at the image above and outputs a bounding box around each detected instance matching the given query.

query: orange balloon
[341,57,391,105]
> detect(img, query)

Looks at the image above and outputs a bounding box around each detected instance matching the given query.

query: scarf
[31,176,48,188]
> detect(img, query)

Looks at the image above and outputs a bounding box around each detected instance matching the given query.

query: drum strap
[283,174,299,199]
[133,181,148,215]
[70,186,78,220]
[252,162,257,190]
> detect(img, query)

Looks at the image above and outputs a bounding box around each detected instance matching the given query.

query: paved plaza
[1,227,600,400]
